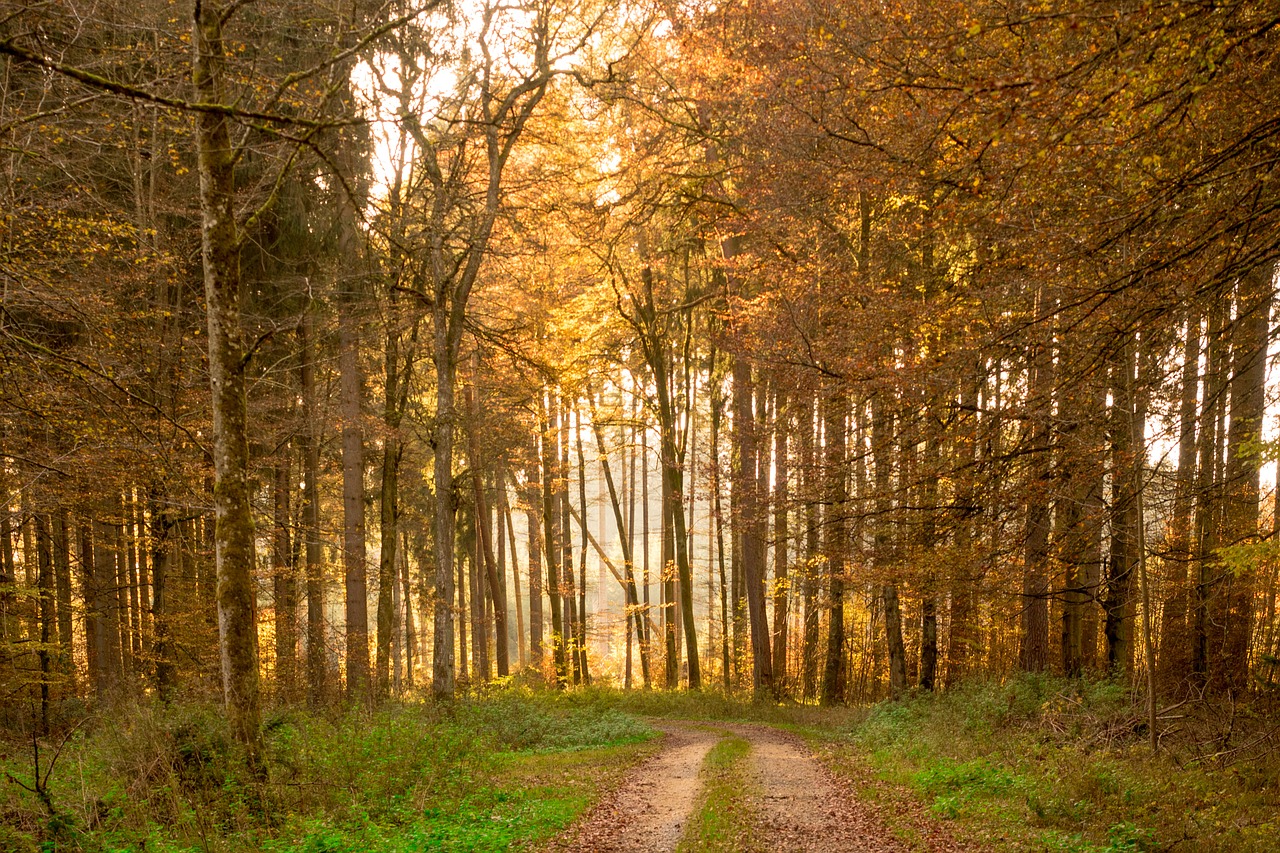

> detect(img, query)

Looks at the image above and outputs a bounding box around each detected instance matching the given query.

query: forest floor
[2,677,1276,851]
[551,719,967,852]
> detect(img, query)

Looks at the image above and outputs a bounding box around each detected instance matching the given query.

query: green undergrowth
[676,732,758,853]
[0,688,655,852]
[825,675,1280,852]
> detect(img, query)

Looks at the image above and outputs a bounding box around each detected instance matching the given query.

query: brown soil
[546,721,719,852]
[726,723,908,852]
[552,720,967,852]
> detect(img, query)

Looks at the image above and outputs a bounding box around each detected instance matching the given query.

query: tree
[191,0,263,764]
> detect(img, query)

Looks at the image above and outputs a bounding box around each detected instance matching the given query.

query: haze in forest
[1,1,1278,851]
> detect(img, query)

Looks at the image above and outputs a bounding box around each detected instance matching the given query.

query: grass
[676,732,758,853]
[0,689,656,852]
[821,676,1280,852]
[5,676,1275,851]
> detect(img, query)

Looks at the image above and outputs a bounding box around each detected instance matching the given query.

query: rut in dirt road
[548,722,720,852]
[550,721,921,852]
[727,723,907,853]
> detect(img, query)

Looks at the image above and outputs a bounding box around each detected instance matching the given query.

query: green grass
[6,678,1274,852]
[818,676,1280,853]
[676,733,758,853]
[0,691,657,852]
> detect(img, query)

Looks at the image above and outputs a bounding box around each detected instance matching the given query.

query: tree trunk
[1193,298,1228,678]
[193,0,263,764]
[821,390,848,704]
[1020,304,1054,673]
[1218,261,1273,691]
[1158,309,1200,687]
[797,393,821,700]
[525,459,544,667]
[148,496,175,699]
[772,386,790,697]
[871,394,908,699]
[543,392,566,685]
[53,509,74,681]
[273,460,298,700]
[298,313,327,705]
[734,358,771,694]
[376,293,406,698]
[1058,368,1106,678]
[466,378,509,677]
[574,405,591,684]
[1104,334,1140,676]
[401,528,416,688]
[431,298,459,698]
[338,289,370,702]
[502,477,526,669]
[710,364,732,692]
[35,514,53,734]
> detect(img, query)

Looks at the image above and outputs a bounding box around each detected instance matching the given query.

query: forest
[1,1,1279,851]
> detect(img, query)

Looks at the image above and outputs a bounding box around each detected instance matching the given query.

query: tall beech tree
[191,0,262,763]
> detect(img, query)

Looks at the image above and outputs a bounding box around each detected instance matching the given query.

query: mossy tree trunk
[192,0,262,767]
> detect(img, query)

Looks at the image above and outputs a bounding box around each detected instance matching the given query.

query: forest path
[546,720,720,851]
[547,720,920,852]
[722,723,907,852]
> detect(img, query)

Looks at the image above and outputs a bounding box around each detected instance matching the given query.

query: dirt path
[547,721,720,852]
[726,723,907,852]
[552,721,927,852]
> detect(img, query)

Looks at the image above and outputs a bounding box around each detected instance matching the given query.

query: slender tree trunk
[466,378,509,677]
[502,477,526,669]
[575,406,591,684]
[1158,309,1200,687]
[134,494,150,660]
[543,393,566,685]
[821,390,848,704]
[376,291,406,698]
[80,522,101,695]
[298,314,327,705]
[95,516,120,694]
[401,528,416,688]
[734,358,771,694]
[560,394,580,685]
[431,299,459,698]
[662,479,677,686]
[469,509,487,682]
[525,460,544,667]
[871,394,908,699]
[124,494,141,676]
[710,363,732,691]
[1058,368,1106,678]
[946,367,980,688]
[0,485,12,649]
[113,506,134,686]
[193,0,263,763]
[53,509,74,681]
[1218,261,1273,691]
[274,460,297,699]
[35,514,53,734]
[457,533,469,680]
[1020,304,1054,672]
[148,496,175,699]
[772,387,790,697]
[338,289,370,702]
[798,393,821,700]
[1105,334,1140,676]
[1193,299,1227,678]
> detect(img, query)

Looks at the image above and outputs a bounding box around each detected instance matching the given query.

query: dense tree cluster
[1,0,1277,752]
